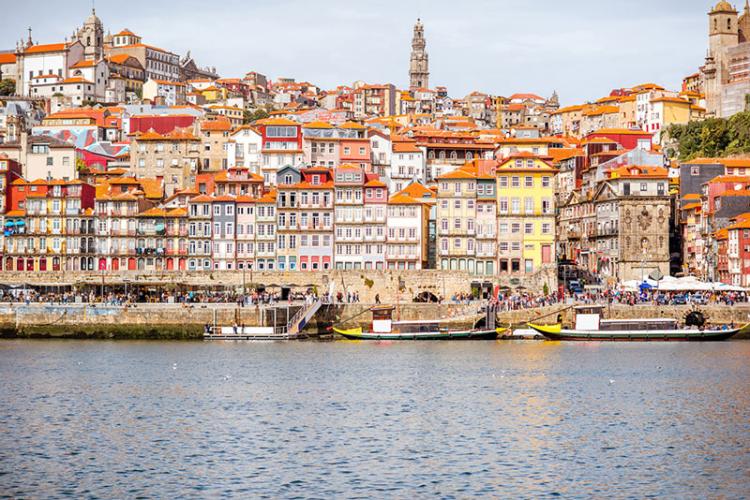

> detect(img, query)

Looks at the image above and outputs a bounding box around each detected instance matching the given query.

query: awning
[15,220,25,226]
[4,222,13,227]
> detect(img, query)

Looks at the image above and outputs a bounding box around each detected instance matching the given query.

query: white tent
[619,276,747,292]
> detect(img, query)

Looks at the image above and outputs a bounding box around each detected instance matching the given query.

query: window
[499,198,508,213]
[525,198,534,214]
[499,177,508,188]
[524,223,533,234]
[511,176,520,188]
[542,176,550,188]
[511,198,520,214]
[524,176,533,188]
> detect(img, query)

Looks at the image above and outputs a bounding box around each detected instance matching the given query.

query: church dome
[712,1,737,13]
[84,9,102,26]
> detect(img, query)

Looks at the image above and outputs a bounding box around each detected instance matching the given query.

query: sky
[1,0,716,105]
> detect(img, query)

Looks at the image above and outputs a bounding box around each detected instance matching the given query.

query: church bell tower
[409,19,429,90]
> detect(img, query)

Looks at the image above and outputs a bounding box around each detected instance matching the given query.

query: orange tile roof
[303,121,334,129]
[393,141,421,153]
[610,165,668,179]
[364,178,387,188]
[71,59,97,68]
[437,167,477,180]
[399,182,435,199]
[683,193,701,200]
[200,117,232,132]
[340,121,365,129]
[592,128,651,136]
[115,29,137,37]
[25,43,68,54]
[682,202,702,210]
[256,117,298,126]
[62,77,93,84]
[257,190,277,203]
[388,193,421,205]
[548,148,584,163]
[108,54,135,65]
[652,96,691,105]
[707,175,750,184]
[0,53,17,64]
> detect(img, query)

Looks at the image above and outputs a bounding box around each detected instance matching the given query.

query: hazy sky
[2,0,716,104]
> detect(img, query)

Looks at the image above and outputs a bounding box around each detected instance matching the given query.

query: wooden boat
[333,305,503,341]
[528,305,750,341]
[204,326,300,341]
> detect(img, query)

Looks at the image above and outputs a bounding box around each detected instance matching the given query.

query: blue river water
[1,340,749,498]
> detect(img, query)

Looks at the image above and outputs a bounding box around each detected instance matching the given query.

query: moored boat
[333,305,503,340]
[528,305,750,341]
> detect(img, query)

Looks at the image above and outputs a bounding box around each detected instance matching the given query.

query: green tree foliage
[667,111,750,160]
[243,108,270,124]
[0,79,16,96]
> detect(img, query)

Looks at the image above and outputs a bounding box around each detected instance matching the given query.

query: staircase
[286,299,324,336]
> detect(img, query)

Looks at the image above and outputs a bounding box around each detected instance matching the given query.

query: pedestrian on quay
[375,293,380,304]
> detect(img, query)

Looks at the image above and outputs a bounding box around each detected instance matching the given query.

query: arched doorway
[414,291,439,303]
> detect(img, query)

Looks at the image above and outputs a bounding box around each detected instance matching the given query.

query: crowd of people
[0,286,747,309]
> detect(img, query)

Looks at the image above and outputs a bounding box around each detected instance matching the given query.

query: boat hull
[333,327,498,341]
[527,323,747,342]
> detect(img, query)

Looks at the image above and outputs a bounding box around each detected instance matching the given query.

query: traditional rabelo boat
[333,305,503,340]
[528,305,749,341]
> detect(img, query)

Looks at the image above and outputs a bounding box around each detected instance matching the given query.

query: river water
[1,340,749,498]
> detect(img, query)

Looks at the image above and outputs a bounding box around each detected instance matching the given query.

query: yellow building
[200,85,228,102]
[436,165,479,272]
[496,153,557,275]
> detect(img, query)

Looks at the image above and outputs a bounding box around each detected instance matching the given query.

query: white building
[227,126,263,173]
[386,193,428,270]
[142,79,186,106]
[15,40,85,96]
[387,138,425,193]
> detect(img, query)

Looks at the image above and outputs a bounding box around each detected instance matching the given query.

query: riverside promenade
[2,302,750,339]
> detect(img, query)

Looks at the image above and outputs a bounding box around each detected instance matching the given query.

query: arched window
[87,36,91,46]
[715,18,718,30]
[428,151,435,160]
[466,152,473,161]
[728,18,732,30]
[450,151,458,160]
[439,151,446,160]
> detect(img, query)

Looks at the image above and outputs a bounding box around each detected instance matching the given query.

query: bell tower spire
[409,19,429,91]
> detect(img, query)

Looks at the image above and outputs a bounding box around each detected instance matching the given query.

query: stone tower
[73,8,104,60]
[409,19,429,90]
[708,1,738,78]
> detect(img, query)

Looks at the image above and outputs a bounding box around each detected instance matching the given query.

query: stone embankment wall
[2,302,750,339]
[0,268,557,301]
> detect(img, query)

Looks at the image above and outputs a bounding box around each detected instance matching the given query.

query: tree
[0,79,15,96]
[243,108,270,124]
